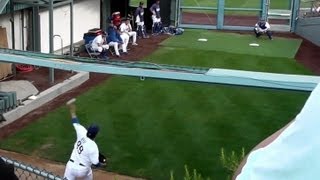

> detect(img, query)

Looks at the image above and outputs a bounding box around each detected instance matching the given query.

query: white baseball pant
[64,161,93,180]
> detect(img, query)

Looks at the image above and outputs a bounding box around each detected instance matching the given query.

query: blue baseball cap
[87,124,100,139]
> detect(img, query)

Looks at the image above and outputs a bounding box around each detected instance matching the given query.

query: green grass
[0,30,313,180]
[161,29,302,59]
[148,47,311,74]
[0,78,310,180]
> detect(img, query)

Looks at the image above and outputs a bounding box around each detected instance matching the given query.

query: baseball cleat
[66,98,76,106]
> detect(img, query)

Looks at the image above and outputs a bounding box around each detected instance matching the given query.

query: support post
[70,0,74,56]
[49,0,54,84]
[101,0,106,31]
[10,0,16,76]
[32,5,41,52]
[179,0,183,27]
[261,0,268,21]
[175,0,180,27]
[9,0,15,49]
[217,0,224,29]
[21,10,25,51]
[291,0,300,32]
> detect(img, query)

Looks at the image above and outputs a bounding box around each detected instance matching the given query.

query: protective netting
[1,156,63,180]
[300,0,320,17]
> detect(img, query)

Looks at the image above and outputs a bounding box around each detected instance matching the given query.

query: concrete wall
[40,0,100,53]
[0,0,100,52]
[295,17,320,46]
[0,12,27,50]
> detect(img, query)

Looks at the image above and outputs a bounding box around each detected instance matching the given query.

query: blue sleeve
[150,4,155,13]
[135,8,139,17]
[107,29,118,43]
[71,117,79,124]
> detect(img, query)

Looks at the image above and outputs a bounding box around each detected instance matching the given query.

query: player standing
[150,0,162,34]
[135,1,149,38]
[63,98,105,180]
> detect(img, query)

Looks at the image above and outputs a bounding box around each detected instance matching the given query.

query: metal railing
[0,91,18,119]
[1,156,63,180]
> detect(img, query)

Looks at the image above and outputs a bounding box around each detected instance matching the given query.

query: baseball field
[0,29,313,179]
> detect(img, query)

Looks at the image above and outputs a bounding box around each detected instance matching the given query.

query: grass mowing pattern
[161,30,302,59]
[147,47,312,75]
[0,77,310,179]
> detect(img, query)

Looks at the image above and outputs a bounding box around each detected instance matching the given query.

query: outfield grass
[0,30,313,179]
[161,29,302,59]
[0,78,310,179]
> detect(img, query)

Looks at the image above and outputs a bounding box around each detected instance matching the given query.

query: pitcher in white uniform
[63,99,102,180]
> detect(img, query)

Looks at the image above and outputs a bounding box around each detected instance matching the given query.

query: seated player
[107,24,126,57]
[111,11,121,28]
[119,18,138,46]
[90,31,109,60]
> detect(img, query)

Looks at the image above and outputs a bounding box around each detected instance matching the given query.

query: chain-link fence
[1,156,63,180]
[300,0,320,18]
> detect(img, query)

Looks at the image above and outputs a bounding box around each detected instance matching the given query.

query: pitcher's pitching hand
[66,98,77,118]
[66,98,76,106]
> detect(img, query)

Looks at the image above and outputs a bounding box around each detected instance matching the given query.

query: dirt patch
[0,149,141,180]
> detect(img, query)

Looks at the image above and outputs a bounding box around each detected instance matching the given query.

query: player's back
[70,124,99,168]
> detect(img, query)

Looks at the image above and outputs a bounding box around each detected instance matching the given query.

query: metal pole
[70,0,74,56]
[217,0,225,29]
[10,0,17,76]
[261,0,268,21]
[53,35,63,55]
[102,0,106,31]
[32,5,41,52]
[49,0,54,84]
[291,0,301,32]
[179,0,182,27]
[175,0,179,27]
[10,0,15,49]
[21,10,25,51]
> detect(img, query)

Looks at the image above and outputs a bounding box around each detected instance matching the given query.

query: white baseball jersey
[119,23,132,33]
[69,123,99,167]
[255,22,270,32]
[91,35,104,50]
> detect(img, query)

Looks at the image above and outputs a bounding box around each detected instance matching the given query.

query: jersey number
[77,140,84,154]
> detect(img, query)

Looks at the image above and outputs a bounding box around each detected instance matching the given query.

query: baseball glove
[99,153,107,165]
